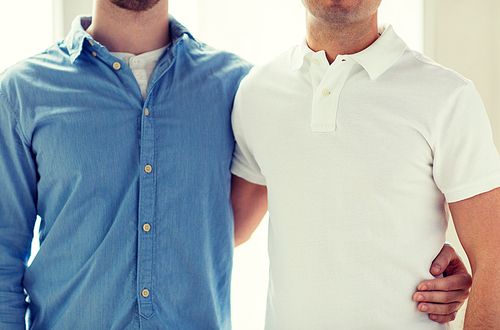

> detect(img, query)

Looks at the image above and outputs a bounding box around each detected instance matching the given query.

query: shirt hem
[444,173,500,203]
[230,164,267,186]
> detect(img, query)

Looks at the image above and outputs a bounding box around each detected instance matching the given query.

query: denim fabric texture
[0,15,252,329]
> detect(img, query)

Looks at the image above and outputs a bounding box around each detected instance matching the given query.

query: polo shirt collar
[62,15,197,64]
[292,24,408,80]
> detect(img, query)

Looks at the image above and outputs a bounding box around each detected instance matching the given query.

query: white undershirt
[111,45,168,100]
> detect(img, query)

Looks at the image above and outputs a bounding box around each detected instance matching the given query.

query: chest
[246,77,436,192]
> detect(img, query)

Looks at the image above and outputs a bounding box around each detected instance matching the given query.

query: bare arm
[448,187,500,329]
[231,175,268,246]
[414,244,472,323]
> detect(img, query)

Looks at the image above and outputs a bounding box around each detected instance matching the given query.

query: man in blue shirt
[0,0,471,328]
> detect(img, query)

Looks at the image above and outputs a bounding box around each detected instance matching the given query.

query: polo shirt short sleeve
[431,79,500,202]
[232,94,267,186]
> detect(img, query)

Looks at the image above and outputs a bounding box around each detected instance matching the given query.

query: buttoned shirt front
[231,25,500,329]
[0,16,252,329]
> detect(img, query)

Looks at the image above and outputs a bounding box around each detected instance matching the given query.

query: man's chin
[110,0,161,12]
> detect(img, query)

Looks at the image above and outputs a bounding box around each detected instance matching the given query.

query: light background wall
[0,1,53,71]
[170,0,424,65]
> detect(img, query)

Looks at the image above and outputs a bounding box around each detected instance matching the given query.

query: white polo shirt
[231,25,500,329]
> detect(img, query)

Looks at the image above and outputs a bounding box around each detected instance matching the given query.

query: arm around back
[231,175,268,247]
[414,244,472,323]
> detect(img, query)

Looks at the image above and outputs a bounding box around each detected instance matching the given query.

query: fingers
[417,244,471,324]
[413,286,468,323]
[416,301,462,316]
[417,272,472,292]
[413,290,469,306]
[427,312,458,324]
[430,244,457,276]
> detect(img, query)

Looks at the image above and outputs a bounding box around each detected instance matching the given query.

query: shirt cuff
[444,172,500,203]
[230,163,267,186]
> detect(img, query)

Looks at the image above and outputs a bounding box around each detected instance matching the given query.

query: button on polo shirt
[301,47,358,132]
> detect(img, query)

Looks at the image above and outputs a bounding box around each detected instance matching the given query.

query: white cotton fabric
[111,45,168,100]
[231,25,500,329]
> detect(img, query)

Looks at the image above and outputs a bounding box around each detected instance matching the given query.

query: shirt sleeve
[230,84,267,186]
[0,90,38,328]
[433,81,500,203]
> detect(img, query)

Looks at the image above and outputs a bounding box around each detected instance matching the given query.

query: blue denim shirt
[0,16,252,329]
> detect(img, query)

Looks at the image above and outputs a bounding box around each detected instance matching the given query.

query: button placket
[311,59,354,132]
[137,99,156,318]
[309,55,329,94]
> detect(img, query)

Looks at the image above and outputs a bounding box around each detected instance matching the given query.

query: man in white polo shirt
[230,0,500,329]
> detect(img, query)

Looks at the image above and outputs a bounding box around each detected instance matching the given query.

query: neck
[305,13,379,64]
[86,0,170,54]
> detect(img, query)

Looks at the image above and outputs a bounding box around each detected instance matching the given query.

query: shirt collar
[62,15,197,64]
[291,24,408,80]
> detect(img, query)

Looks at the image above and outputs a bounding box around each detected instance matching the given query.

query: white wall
[52,0,93,40]
[171,0,306,65]
[0,1,53,72]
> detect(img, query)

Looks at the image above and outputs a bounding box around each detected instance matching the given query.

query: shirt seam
[230,163,266,186]
[409,50,470,85]
[443,171,500,202]
[0,89,31,147]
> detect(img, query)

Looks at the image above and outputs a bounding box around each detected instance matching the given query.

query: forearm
[449,188,500,329]
[231,175,268,246]
[463,266,500,329]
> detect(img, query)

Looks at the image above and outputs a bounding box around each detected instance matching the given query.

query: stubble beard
[110,0,161,12]
[302,0,380,25]
[310,4,362,24]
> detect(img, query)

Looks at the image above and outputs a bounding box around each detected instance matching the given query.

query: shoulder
[232,46,300,121]
[0,43,70,126]
[1,43,67,95]
[182,37,253,78]
[396,49,470,90]
[380,48,476,116]
[245,46,297,81]
[237,45,299,97]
